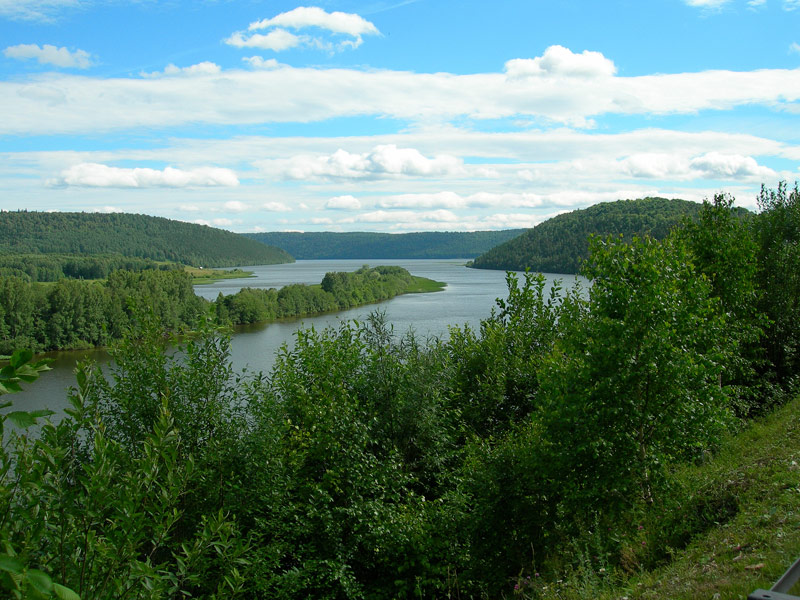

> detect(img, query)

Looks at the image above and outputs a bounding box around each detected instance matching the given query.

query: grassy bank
[186,266,254,284]
[406,275,447,293]
[524,395,800,599]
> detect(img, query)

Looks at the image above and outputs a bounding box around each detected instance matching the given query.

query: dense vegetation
[0,265,437,353]
[2,183,799,599]
[0,211,293,269]
[470,197,709,273]
[0,253,181,282]
[244,230,526,259]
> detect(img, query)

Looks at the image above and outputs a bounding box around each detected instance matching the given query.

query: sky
[1,0,799,233]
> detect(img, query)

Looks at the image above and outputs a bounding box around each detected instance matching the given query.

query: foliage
[471,197,707,274]
[0,210,292,268]
[753,182,800,388]
[539,235,733,518]
[1,185,799,598]
[245,229,526,260]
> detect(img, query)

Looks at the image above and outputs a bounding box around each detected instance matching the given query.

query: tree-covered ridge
[244,229,527,259]
[470,197,710,273]
[0,265,442,353]
[0,211,293,268]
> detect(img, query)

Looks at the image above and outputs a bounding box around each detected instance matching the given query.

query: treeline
[245,229,526,259]
[215,265,429,324]
[0,252,180,282]
[0,265,437,353]
[470,197,710,273]
[2,184,799,599]
[0,211,293,267]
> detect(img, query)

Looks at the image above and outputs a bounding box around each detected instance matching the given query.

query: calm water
[13,259,576,415]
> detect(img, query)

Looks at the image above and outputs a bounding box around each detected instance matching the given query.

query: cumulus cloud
[227,6,379,52]
[689,152,775,179]
[263,201,290,211]
[622,153,692,179]
[3,43,92,68]
[785,0,800,9]
[326,195,361,210]
[142,62,221,78]
[225,30,301,51]
[505,45,616,79]
[791,42,800,53]
[243,56,281,69]
[281,145,463,180]
[48,163,240,188]
[224,200,249,212]
[620,151,775,180]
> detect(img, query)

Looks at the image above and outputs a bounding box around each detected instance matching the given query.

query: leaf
[52,582,81,600]
[9,350,33,370]
[6,411,35,429]
[0,555,23,573]
[26,570,53,596]
[29,409,55,420]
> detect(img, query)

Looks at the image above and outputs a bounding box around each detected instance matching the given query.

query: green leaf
[9,350,33,370]
[6,411,35,429]
[0,555,23,573]
[26,570,53,596]
[28,409,55,420]
[52,582,81,600]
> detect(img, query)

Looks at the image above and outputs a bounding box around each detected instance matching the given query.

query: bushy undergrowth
[1,184,799,599]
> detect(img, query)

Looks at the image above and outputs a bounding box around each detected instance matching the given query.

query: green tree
[539,235,733,519]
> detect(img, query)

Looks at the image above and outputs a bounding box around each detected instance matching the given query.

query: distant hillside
[244,230,526,260]
[0,211,293,268]
[470,198,704,274]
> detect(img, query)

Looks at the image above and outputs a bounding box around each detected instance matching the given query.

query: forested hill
[0,211,293,267]
[470,197,706,274]
[244,229,526,259]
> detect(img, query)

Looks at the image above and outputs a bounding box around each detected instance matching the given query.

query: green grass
[187,266,254,285]
[522,395,800,599]
[406,276,447,293]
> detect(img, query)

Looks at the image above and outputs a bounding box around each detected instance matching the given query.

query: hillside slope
[244,229,526,259]
[0,211,293,268]
[470,198,703,274]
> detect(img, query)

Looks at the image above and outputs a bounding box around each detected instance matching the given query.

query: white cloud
[791,42,800,54]
[48,163,240,188]
[142,62,221,78]
[505,45,616,79]
[0,0,80,21]
[689,152,775,179]
[5,56,799,136]
[224,200,249,212]
[241,6,380,51]
[326,195,361,210]
[748,0,766,6]
[377,191,545,210]
[3,43,92,68]
[263,201,290,211]
[212,218,233,227]
[281,145,463,180]
[622,153,691,178]
[785,0,800,9]
[225,29,301,51]
[684,0,731,7]
[243,56,281,69]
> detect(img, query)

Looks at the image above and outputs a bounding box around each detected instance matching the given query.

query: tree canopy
[470,197,718,273]
[0,211,293,268]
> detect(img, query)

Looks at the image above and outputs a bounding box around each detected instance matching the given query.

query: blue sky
[1,0,799,233]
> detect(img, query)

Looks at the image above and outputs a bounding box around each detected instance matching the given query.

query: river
[12,259,576,415]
